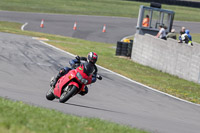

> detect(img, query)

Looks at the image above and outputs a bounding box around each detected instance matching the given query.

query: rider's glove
[59,68,66,75]
[75,56,80,61]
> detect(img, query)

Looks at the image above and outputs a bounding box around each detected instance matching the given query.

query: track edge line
[38,40,200,107]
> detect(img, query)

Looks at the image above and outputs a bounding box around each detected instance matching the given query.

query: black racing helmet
[87,52,98,64]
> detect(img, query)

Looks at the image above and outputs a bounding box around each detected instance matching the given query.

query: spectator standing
[182,29,193,46]
[185,30,192,41]
[166,29,177,40]
[142,15,150,27]
[156,25,167,40]
[178,27,185,43]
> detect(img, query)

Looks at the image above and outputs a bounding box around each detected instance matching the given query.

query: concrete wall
[131,34,200,84]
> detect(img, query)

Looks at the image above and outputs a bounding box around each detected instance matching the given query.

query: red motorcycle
[46,62,102,103]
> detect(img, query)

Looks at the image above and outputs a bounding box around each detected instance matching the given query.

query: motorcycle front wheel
[59,85,78,103]
[46,87,55,101]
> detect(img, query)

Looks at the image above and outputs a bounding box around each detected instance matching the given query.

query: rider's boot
[78,86,88,96]
[50,68,67,88]
[50,75,60,88]
[50,77,55,87]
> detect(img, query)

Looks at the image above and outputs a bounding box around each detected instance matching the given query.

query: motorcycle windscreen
[83,62,95,76]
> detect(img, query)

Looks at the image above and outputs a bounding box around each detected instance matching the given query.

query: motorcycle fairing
[53,70,77,97]
[53,64,93,98]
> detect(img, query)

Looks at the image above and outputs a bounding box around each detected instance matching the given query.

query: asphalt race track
[1,11,200,44]
[0,32,200,133]
[0,11,200,133]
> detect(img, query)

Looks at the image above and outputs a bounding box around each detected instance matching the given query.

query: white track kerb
[38,40,200,107]
[20,19,198,107]
[21,22,28,31]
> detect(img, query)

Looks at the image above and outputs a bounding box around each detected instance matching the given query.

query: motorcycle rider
[50,52,98,96]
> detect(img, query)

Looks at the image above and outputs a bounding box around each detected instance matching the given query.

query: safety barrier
[131,33,200,84]
[116,40,133,57]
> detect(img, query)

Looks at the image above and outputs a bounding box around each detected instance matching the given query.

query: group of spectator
[142,15,193,46]
[156,25,193,46]
[178,27,193,46]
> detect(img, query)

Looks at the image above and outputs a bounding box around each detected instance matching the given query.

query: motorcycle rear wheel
[46,87,55,100]
[59,85,78,103]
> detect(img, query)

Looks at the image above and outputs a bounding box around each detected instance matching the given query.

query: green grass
[191,33,200,43]
[0,98,148,133]
[0,21,200,104]
[1,1,200,132]
[0,0,200,22]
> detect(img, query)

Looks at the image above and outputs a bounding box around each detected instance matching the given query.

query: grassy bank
[0,0,200,22]
[0,21,200,104]
[0,98,148,133]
